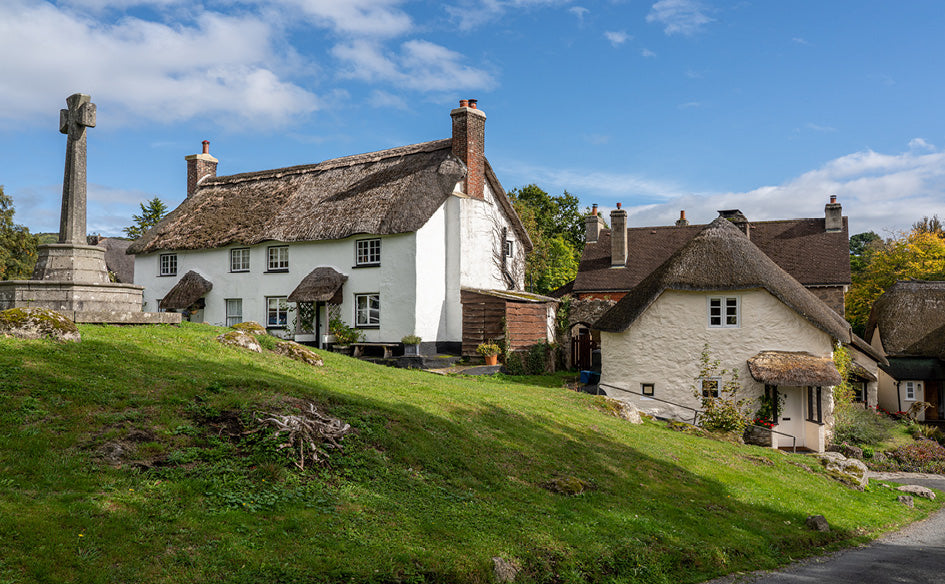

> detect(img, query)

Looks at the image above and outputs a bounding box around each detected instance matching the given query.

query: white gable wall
[600,288,836,446]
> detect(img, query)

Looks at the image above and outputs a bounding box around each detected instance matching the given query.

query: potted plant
[477,341,502,366]
[401,334,422,356]
[329,317,363,354]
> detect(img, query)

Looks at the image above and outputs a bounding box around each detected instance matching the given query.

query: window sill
[230,269,250,273]
[356,325,380,330]
[158,274,177,277]
[352,263,381,269]
[264,269,289,274]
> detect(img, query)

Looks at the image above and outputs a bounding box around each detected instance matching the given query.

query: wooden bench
[352,342,400,358]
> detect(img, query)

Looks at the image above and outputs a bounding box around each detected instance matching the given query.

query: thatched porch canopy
[748,351,842,387]
[849,361,877,382]
[288,267,347,304]
[159,270,212,310]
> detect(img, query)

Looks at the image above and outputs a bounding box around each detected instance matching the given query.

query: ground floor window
[700,378,720,398]
[853,381,867,404]
[904,380,921,401]
[806,386,823,424]
[226,299,243,327]
[267,296,288,327]
[641,383,655,397]
[355,293,380,327]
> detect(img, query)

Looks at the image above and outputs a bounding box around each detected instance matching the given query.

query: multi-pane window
[159,253,177,276]
[905,380,921,401]
[225,299,243,327]
[701,378,720,398]
[356,239,381,266]
[266,297,288,327]
[267,246,289,271]
[230,248,250,272]
[355,293,380,327]
[708,296,739,328]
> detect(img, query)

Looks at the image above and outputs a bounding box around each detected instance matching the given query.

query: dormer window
[356,238,381,267]
[708,296,739,328]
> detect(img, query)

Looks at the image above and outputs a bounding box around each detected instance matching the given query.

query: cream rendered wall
[458,181,525,291]
[599,288,836,426]
[134,233,418,342]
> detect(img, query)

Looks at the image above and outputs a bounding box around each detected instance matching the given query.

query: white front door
[778,386,805,448]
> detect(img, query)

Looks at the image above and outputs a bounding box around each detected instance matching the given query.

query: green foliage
[476,341,501,356]
[832,345,855,407]
[328,316,363,345]
[832,407,895,447]
[849,231,881,277]
[0,186,39,280]
[123,196,169,239]
[293,302,316,333]
[691,344,751,433]
[912,214,945,237]
[845,227,945,336]
[872,439,945,473]
[401,334,422,345]
[508,184,583,294]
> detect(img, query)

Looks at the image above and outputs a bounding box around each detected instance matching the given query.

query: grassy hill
[0,323,938,583]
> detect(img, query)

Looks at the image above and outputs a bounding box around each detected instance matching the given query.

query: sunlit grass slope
[0,322,937,583]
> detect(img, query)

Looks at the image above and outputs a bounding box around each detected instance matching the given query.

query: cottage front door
[778,386,806,449]
[926,380,942,421]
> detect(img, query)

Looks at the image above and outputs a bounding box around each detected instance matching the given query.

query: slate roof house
[867,281,945,421]
[129,100,553,356]
[593,216,883,453]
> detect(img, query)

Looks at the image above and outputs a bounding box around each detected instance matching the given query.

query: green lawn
[0,322,938,583]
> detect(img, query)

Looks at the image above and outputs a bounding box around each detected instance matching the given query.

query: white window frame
[266,296,288,327]
[701,378,721,398]
[708,296,740,328]
[904,380,921,401]
[230,248,250,272]
[267,246,289,271]
[225,299,243,327]
[356,238,381,266]
[504,239,514,258]
[159,253,177,277]
[355,293,380,327]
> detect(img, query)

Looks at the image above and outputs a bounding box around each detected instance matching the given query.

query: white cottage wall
[458,181,525,291]
[134,233,419,342]
[599,288,836,422]
[414,203,454,342]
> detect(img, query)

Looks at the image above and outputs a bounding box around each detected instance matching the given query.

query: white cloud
[641,48,657,58]
[804,122,837,133]
[281,0,412,37]
[569,6,589,21]
[792,36,810,46]
[604,31,630,47]
[367,89,410,110]
[0,1,318,126]
[447,0,571,31]
[909,138,936,151]
[646,0,712,36]
[678,101,701,109]
[332,39,495,92]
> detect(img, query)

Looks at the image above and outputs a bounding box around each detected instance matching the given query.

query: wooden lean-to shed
[461,288,558,357]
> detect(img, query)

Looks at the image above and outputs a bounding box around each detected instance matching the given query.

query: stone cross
[58,93,96,245]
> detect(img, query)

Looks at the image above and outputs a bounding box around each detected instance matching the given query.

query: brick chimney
[610,203,627,268]
[451,99,486,200]
[825,194,842,232]
[585,203,606,243]
[675,210,689,227]
[186,140,218,197]
[718,209,750,239]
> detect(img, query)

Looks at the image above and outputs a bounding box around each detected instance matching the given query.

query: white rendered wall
[414,203,454,341]
[458,181,525,291]
[599,288,836,446]
[134,233,418,342]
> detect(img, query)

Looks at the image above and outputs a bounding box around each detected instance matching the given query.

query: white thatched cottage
[867,281,945,421]
[594,216,883,452]
[129,100,554,356]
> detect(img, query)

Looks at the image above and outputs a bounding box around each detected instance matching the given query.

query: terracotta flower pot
[484,354,498,366]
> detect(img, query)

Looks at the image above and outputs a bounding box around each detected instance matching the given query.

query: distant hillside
[0,323,936,583]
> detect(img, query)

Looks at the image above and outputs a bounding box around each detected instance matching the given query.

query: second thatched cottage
[128,100,557,356]
[594,216,884,453]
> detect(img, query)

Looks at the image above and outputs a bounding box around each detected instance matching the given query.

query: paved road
[703,473,945,584]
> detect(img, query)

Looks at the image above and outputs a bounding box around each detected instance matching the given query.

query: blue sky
[2,0,945,238]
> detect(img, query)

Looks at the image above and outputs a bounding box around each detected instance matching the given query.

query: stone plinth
[32,243,110,284]
[0,280,144,313]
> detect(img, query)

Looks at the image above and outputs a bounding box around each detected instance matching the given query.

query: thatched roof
[128,140,531,255]
[90,237,134,283]
[159,270,212,310]
[866,280,945,358]
[594,217,853,343]
[747,351,842,386]
[848,360,877,382]
[461,288,558,303]
[288,267,347,303]
[574,215,850,293]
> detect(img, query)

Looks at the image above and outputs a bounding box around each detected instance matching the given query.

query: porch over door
[778,386,805,449]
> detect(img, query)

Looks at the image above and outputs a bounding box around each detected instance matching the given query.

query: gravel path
[701,472,945,583]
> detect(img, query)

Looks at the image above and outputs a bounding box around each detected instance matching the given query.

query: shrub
[401,335,422,345]
[476,342,501,357]
[329,317,363,345]
[691,344,751,434]
[831,406,895,447]
[873,440,945,473]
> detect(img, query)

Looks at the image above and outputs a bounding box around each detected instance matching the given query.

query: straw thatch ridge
[747,351,842,386]
[594,217,852,344]
[866,280,945,358]
[159,270,212,310]
[574,216,850,293]
[288,267,348,304]
[128,140,531,255]
[849,333,888,366]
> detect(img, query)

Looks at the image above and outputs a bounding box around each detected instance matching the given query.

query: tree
[0,186,39,280]
[912,215,944,237]
[845,228,945,336]
[123,197,169,239]
[849,231,881,277]
[508,185,584,294]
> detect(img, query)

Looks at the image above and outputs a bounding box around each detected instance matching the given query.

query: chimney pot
[676,209,689,227]
[592,203,598,214]
[202,140,209,154]
[616,202,622,209]
[830,194,837,204]
[459,99,469,108]
[468,99,478,109]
